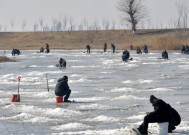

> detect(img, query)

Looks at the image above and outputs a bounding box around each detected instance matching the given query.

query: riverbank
[0,29,189,50]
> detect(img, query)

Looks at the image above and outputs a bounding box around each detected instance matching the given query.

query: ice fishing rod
[17,76,21,95]
[46,74,49,92]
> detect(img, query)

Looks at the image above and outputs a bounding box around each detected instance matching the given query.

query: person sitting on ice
[12,48,21,56]
[59,58,66,67]
[137,95,169,135]
[122,50,130,61]
[40,46,44,53]
[45,43,50,53]
[55,76,71,102]
[150,95,181,133]
[136,47,142,54]
[162,50,168,59]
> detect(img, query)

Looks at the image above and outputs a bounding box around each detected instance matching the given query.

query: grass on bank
[0,56,16,63]
[0,29,189,50]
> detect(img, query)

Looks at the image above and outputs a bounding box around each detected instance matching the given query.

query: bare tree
[4,25,7,32]
[39,17,44,31]
[87,31,96,44]
[105,20,110,30]
[62,15,67,31]
[83,17,88,30]
[175,0,189,39]
[22,20,26,31]
[117,0,148,34]
[10,19,14,31]
[102,19,107,30]
[0,24,2,32]
[93,20,99,34]
[175,1,184,29]
[69,17,74,31]
[33,23,38,39]
[111,20,116,30]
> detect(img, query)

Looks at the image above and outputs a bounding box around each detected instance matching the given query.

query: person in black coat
[122,50,130,61]
[104,42,107,52]
[111,43,115,53]
[86,44,90,54]
[150,95,181,133]
[45,43,50,53]
[137,95,169,134]
[143,45,148,54]
[55,76,71,102]
[162,50,168,59]
[136,47,142,54]
[59,58,66,67]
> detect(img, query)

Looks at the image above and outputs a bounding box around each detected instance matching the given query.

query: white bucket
[157,122,168,135]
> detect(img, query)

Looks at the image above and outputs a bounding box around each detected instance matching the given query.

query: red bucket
[56,96,63,103]
[11,94,20,102]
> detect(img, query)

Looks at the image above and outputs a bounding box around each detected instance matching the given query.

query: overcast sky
[0,0,189,31]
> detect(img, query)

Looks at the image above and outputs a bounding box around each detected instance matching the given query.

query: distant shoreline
[0,29,188,50]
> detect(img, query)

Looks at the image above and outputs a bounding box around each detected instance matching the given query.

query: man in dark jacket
[55,76,71,102]
[150,95,181,133]
[111,43,115,53]
[137,95,169,134]
[86,44,90,54]
[162,50,168,59]
[143,45,148,54]
[122,50,130,61]
[104,42,107,52]
[59,58,66,67]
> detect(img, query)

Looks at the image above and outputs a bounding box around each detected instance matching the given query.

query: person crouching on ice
[59,58,66,67]
[55,76,71,102]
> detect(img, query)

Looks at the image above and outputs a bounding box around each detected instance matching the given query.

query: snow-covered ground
[0,50,189,135]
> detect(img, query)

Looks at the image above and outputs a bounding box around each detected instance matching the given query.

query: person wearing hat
[150,95,181,133]
[55,76,71,102]
[137,95,169,135]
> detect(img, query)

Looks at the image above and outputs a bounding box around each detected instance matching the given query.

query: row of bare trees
[0,0,188,33]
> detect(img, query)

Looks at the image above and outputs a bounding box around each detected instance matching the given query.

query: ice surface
[0,50,189,135]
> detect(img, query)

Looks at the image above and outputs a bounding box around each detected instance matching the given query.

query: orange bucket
[56,96,63,103]
[11,94,20,102]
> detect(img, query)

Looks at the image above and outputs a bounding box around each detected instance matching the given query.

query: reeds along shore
[0,56,16,63]
[0,29,189,50]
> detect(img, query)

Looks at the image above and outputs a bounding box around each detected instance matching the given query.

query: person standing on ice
[55,76,71,102]
[103,42,107,52]
[111,43,115,53]
[86,44,90,54]
[137,95,169,135]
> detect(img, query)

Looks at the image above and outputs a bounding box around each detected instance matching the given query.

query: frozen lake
[0,50,189,135]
